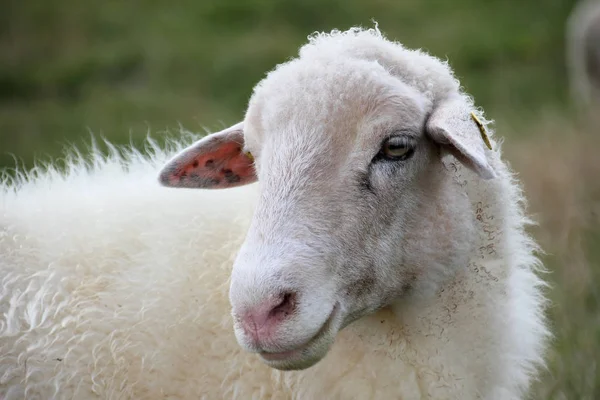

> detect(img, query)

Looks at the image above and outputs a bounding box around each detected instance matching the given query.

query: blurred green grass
[2,1,600,399]
[509,126,600,399]
[0,0,578,169]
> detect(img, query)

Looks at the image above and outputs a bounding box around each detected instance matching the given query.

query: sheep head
[159,27,497,371]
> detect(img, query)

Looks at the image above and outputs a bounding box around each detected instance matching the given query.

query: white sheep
[566,0,600,108]
[0,26,548,399]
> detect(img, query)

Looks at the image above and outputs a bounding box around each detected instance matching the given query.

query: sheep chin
[259,303,342,371]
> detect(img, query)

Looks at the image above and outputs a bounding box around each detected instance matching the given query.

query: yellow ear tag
[245,151,254,162]
[470,112,493,151]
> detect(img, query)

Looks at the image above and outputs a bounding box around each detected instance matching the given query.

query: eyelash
[371,135,416,164]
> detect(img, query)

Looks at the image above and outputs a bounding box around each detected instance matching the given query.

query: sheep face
[159,30,497,371]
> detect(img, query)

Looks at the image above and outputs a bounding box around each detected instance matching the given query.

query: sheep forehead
[243,26,459,152]
[245,57,428,155]
[297,27,460,100]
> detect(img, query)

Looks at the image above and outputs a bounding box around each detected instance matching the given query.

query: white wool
[1,27,548,399]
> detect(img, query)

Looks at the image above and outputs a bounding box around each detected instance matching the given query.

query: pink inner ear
[164,141,256,189]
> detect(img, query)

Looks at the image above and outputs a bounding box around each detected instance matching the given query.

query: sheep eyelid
[371,135,417,164]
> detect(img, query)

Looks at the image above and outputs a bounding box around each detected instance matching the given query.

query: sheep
[566,0,600,108]
[0,26,549,399]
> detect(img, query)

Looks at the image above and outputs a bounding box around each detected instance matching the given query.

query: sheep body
[0,27,548,399]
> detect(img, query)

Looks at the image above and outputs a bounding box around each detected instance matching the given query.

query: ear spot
[158,122,258,189]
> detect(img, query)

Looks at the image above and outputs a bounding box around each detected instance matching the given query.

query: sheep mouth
[259,302,341,370]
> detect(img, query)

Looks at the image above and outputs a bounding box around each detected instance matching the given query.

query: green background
[1,0,577,169]
[3,1,599,398]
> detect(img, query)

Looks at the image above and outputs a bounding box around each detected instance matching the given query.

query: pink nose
[239,292,297,342]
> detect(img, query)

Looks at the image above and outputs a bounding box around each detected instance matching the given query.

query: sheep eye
[380,137,414,161]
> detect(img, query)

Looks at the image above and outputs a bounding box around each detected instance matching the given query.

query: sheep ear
[426,96,497,180]
[159,122,257,189]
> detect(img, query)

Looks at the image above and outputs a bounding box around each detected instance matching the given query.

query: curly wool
[0,27,549,400]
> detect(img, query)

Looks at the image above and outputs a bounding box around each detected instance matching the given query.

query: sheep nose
[239,292,297,342]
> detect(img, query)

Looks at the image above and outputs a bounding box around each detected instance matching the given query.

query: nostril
[239,291,299,340]
[269,292,297,319]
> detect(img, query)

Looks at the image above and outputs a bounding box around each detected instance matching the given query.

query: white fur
[1,27,548,399]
